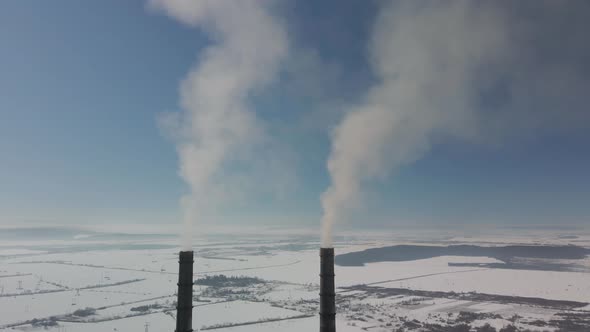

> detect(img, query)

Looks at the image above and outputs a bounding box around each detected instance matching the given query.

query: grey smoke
[321,0,590,247]
[149,0,289,249]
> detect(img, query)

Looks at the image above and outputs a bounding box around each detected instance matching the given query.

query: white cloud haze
[149,0,289,249]
[320,1,590,247]
[147,1,590,248]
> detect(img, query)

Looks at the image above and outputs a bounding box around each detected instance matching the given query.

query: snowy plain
[0,225,589,331]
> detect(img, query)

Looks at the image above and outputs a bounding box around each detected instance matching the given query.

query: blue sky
[1,0,589,228]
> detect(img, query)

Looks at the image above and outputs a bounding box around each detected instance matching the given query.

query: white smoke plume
[148,0,288,250]
[320,1,590,248]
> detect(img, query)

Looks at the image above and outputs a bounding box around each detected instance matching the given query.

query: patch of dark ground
[336,245,590,272]
[394,321,520,331]
[448,260,588,272]
[195,274,266,287]
[342,284,588,310]
[341,285,590,331]
[385,311,587,332]
[549,311,590,332]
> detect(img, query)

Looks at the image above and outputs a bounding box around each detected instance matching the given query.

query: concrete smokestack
[176,251,193,332]
[320,247,336,332]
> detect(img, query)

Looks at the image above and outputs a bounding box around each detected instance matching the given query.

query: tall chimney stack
[320,247,336,332]
[176,251,194,332]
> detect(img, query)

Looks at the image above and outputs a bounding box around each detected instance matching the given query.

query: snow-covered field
[0,226,589,331]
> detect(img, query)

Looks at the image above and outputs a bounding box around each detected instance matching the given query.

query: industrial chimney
[176,251,194,332]
[320,247,336,332]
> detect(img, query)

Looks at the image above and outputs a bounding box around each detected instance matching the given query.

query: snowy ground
[0,226,589,331]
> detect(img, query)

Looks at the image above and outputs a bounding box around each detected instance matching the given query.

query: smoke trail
[149,0,288,250]
[320,1,507,247]
[320,0,590,247]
